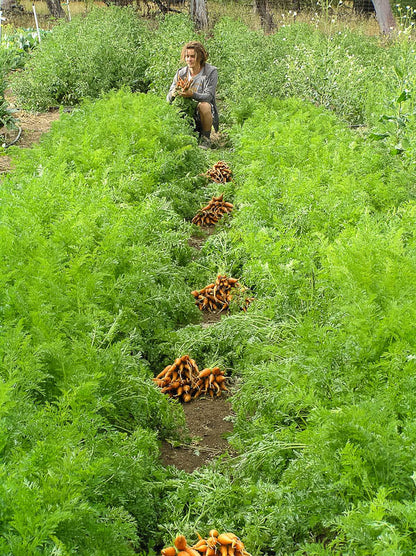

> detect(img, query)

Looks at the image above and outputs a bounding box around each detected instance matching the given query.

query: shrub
[11,7,151,109]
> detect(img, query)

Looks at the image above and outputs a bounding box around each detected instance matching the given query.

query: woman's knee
[198,102,212,116]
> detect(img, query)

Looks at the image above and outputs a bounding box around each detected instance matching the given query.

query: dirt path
[0,108,60,174]
[160,396,236,473]
[161,220,236,472]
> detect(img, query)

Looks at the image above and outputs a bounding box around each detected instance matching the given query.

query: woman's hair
[180,41,209,66]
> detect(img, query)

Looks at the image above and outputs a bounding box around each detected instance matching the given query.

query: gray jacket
[167,63,219,132]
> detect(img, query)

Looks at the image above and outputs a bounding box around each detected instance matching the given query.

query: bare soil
[188,225,216,251]
[0,106,60,174]
[160,395,236,473]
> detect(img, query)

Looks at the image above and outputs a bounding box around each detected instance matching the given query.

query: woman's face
[185,49,199,70]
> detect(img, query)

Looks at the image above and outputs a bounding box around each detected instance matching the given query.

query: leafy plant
[11,7,152,109]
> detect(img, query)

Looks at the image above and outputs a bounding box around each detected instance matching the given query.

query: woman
[167,41,219,149]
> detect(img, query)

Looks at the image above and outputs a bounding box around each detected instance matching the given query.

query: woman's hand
[177,89,194,98]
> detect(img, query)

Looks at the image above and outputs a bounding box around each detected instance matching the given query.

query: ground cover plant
[0,89,213,553]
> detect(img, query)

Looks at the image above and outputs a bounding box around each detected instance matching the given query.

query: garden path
[0,106,60,174]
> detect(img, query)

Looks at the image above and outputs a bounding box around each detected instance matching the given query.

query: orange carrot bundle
[192,194,234,227]
[195,366,228,398]
[161,531,251,556]
[153,355,199,403]
[191,274,253,314]
[204,161,233,183]
[175,76,194,93]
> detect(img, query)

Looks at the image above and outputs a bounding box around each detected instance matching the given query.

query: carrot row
[191,274,254,314]
[192,194,234,227]
[204,161,233,183]
[162,531,251,556]
[154,356,228,402]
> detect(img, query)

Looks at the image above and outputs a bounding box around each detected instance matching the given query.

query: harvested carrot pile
[162,531,252,556]
[192,194,234,227]
[153,356,228,401]
[204,161,233,183]
[195,366,228,399]
[153,355,199,403]
[191,274,254,313]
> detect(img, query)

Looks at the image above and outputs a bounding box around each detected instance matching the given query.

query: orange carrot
[217,534,235,545]
[198,368,212,378]
[161,547,177,556]
[184,548,201,556]
[209,530,219,537]
[191,539,207,550]
[206,537,218,548]
[219,546,228,556]
[174,536,188,551]
[156,365,172,379]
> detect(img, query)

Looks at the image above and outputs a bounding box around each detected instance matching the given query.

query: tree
[45,0,65,18]
[371,0,396,33]
[190,0,208,29]
[254,0,274,32]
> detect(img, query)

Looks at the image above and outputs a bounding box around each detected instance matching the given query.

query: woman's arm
[167,70,180,103]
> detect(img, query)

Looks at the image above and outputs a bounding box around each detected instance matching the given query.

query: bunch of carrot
[174,76,194,94]
[153,356,228,401]
[161,531,251,556]
[191,275,253,313]
[192,194,234,227]
[204,161,233,183]
[153,355,199,403]
[195,366,228,398]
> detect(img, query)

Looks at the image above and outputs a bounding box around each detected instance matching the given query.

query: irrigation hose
[2,126,22,149]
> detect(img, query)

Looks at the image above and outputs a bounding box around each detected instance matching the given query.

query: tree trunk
[190,0,208,29]
[371,0,396,34]
[254,0,274,33]
[45,0,65,18]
